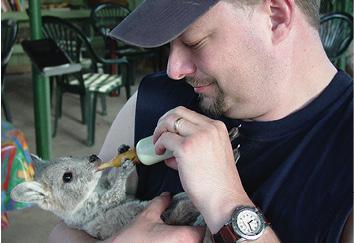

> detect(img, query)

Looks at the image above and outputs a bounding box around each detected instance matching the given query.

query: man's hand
[152,106,253,233]
[110,192,205,243]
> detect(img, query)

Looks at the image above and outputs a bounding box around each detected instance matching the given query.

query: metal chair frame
[319,11,353,61]
[90,3,160,82]
[90,3,131,37]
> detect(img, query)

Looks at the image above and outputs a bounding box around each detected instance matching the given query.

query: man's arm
[341,211,353,243]
[98,91,137,161]
[104,193,205,243]
[49,195,205,243]
[153,106,280,242]
[48,221,96,243]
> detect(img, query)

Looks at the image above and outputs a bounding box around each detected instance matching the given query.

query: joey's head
[11,154,103,217]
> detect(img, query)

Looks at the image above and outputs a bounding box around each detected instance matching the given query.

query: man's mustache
[185,77,216,87]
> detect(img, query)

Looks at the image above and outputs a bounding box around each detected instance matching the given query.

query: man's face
[186,76,225,117]
[167,1,281,120]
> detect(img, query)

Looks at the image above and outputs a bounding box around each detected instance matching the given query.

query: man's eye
[184,41,201,49]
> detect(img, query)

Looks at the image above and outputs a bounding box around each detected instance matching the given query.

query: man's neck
[285,34,337,116]
[254,30,337,122]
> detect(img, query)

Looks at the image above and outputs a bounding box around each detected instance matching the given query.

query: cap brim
[109,0,218,48]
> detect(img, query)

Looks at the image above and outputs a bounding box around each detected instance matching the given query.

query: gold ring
[173,117,183,135]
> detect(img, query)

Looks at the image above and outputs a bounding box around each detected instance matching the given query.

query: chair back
[1,19,18,75]
[42,16,87,64]
[90,3,130,37]
[319,12,353,60]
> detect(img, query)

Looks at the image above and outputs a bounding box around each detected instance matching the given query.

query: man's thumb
[145,192,172,219]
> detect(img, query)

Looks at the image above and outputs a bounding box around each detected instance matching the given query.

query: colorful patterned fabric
[1,121,34,228]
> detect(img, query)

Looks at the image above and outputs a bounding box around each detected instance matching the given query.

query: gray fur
[11,154,207,240]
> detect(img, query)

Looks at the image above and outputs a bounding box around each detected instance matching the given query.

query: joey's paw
[163,193,200,226]
[120,160,136,176]
[96,232,103,241]
[89,154,100,163]
[193,215,206,226]
[121,159,134,169]
[118,144,131,154]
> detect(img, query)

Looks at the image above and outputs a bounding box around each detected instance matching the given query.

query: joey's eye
[63,172,73,183]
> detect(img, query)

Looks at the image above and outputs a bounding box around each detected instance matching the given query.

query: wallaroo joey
[11,145,206,240]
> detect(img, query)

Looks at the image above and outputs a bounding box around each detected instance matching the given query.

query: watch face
[231,207,265,240]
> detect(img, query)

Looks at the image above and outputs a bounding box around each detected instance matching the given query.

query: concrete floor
[1,72,141,243]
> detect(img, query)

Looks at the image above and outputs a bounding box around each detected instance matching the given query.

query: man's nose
[167,40,196,80]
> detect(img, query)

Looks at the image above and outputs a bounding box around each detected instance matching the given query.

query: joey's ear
[266,0,295,44]
[31,153,48,176]
[11,181,46,204]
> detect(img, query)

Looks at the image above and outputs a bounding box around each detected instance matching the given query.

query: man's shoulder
[336,70,353,83]
[135,72,199,140]
[333,71,353,98]
[141,71,169,82]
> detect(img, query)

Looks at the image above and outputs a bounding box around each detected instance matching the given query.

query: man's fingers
[153,115,193,143]
[153,117,200,148]
[176,226,206,242]
[164,157,178,170]
[159,106,211,125]
[154,132,183,156]
[189,226,206,242]
[142,192,172,221]
[153,106,212,143]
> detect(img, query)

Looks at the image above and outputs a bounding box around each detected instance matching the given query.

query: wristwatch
[212,206,268,243]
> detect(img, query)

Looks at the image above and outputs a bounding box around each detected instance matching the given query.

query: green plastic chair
[42,15,130,146]
[91,3,130,37]
[90,3,160,82]
[1,19,18,122]
[319,12,353,61]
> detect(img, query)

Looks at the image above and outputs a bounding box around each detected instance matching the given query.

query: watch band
[212,206,269,243]
[212,224,239,243]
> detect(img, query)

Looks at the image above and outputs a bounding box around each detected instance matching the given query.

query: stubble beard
[186,77,226,118]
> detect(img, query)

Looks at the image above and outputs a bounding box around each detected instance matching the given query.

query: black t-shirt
[134,71,353,243]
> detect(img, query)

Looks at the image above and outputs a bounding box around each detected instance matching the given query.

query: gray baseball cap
[109,0,219,48]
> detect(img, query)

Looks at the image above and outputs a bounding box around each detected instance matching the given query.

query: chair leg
[58,84,63,119]
[1,92,12,122]
[125,83,131,100]
[49,77,55,107]
[86,92,97,146]
[125,63,133,99]
[80,94,86,124]
[52,82,62,137]
[100,94,107,116]
[129,59,136,85]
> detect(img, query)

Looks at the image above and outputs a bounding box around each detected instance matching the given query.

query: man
[49,0,353,242]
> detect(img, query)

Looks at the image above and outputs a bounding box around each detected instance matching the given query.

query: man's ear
[266,0,295,44]
[31,153,48,176]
